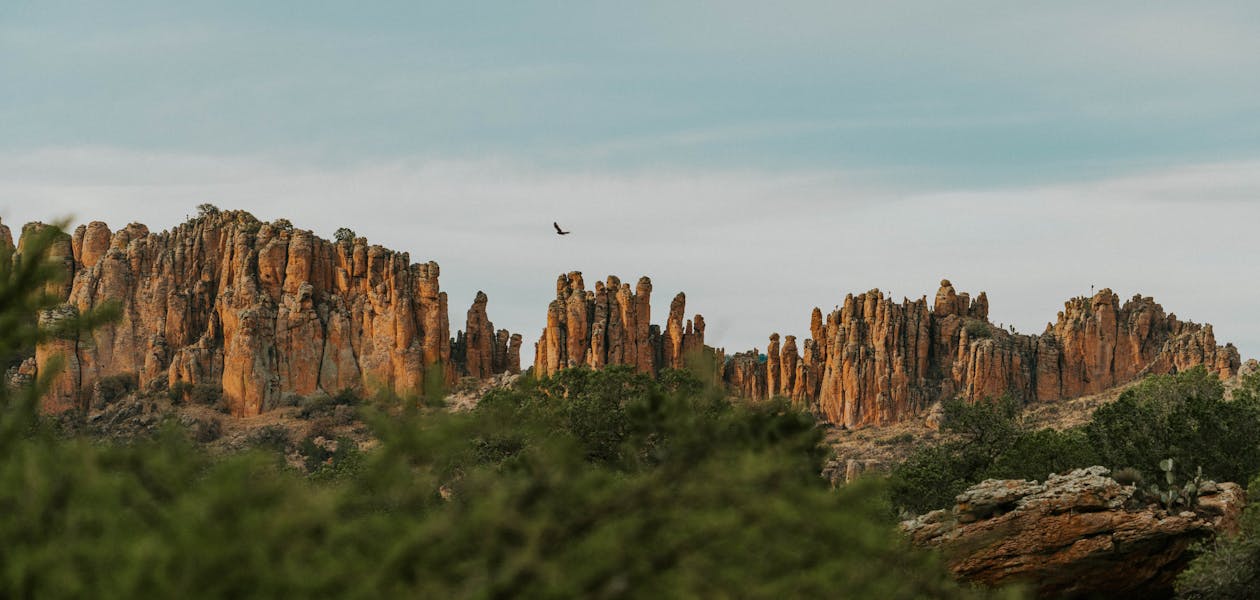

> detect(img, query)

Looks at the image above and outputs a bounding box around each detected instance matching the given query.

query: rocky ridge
[11,209,1241,427]
[10,211,519,417]
[533,272,706,377]
[743,280,1239,428]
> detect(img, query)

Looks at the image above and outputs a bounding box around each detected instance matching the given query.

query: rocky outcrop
[26,211,513,417]
[903,467,1245,599]
[745,280,1240,428]
[722,350,766,400]
[533,272,704,377]
[451,291,521,378]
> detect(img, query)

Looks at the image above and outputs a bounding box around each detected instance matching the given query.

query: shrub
[196,203,220,218]
[333,227,356,243]
[186,416,222,444]
[167,381,194,404]
[331,388,363,406]
[298,395,331,418]
[964,320,992,339]
[878,432,916,446]
[247,425,291,453]
[1086,367,1260,485]
[187,384,227,412]
[892,368,1260,515]
[891,396,1099,513]
[1176,476,1260,599]
[299,435,360,478]
[96,373,138,404]
[305,416,338,441]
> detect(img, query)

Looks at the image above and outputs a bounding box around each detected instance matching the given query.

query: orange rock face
[746,279,1240,428]
[451,291,520,379]
[533,273,704,377]
[721,350,766,400]
[28,211,477,416]
[903,467,1245,598]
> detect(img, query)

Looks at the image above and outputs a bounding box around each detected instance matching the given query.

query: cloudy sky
[2,1,1258,362]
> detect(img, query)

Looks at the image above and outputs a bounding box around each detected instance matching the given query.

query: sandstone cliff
[745,280,1239,428]
[533,272,705,377]
[451,291,521,378]
[25,211,516,416]
[903,467,1245,598]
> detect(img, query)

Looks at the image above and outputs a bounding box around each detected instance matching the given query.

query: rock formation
[21,210,1241,430]
[722,350,766,400]
[533,272,705,377]
[741,280,1239,428]
[451,291,521,378]
[903,467,1245,598]
[25,211,517,417]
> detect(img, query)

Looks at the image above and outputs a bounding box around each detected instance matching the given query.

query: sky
[2,1,1259,363]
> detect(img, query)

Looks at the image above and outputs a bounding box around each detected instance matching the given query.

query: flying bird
[553,222,571,235]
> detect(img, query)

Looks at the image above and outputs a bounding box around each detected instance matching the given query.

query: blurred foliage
[0,222,119,440]
[892,367,1260,514]
[0,366,1021,598]
[0,222,1021,598]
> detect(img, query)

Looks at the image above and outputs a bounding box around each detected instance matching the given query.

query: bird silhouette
[553,222,571,235]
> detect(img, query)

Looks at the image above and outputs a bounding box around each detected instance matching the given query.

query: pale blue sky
[2,2,1259,362]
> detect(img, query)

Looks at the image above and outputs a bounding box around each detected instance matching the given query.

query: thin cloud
[1,147,1256,366]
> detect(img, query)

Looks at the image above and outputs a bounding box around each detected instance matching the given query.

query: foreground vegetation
[0,225,1014,598]
[888,363,1260,598]
[891,367,1260,514]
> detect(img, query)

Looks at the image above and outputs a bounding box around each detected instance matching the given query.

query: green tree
[1087,367,1260,484]
[1176,476,1260,599]
[0,223,118,442]
[890,396,1099,513]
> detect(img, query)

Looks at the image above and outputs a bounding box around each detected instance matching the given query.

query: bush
[334,227,356,243]
[891,396,1099,513]
[96,373,138,405]
[167,381,193,404]
[1176,476,1260,599]
[247,425,291,453]
[1086,367,1260,485]
[964,320,992,339]
[332,388,363,406]
[185,416,222,444]
[299,435,361,479]
[188,384,225,411]
[891,368,1260,515]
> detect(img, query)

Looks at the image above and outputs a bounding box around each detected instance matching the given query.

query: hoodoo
[15,211,518,417]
